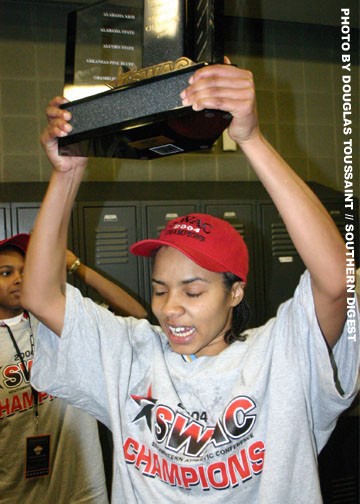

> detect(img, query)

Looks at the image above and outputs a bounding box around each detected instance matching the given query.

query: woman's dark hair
[222,272,250,344]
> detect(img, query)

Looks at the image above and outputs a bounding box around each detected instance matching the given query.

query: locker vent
[95,227,129,265]
[330,475,358,503]
[271,223,298,257]
[222,212,245,238]
[229,222,245,239]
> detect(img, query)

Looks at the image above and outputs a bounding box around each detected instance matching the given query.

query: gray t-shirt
[31,271,359,503]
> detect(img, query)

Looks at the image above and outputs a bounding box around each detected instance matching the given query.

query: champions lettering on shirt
[124,437,265,490]
[124,390,266,491]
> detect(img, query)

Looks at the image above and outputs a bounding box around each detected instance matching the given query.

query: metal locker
[78,203,143,306]
[144,204,199,239]
[259,198,355,322]
[260,203,305,321]
[0,204,11,240]
[11,204,43,235]
[10,202,75,251]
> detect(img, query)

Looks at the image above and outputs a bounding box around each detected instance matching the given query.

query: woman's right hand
[40,96,88,174]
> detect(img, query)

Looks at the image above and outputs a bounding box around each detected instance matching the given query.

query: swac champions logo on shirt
[124,386,265,491]
[0,358,54,419]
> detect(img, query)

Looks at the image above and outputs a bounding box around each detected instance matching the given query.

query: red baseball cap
[130,213,249,282]
[0,233,30,255]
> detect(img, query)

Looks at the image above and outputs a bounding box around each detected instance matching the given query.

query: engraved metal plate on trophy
[59,0,230,160]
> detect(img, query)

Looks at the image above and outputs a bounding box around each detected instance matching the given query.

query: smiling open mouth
[168,326,196,338]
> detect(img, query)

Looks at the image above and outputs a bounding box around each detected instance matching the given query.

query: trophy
[59,0,231,160]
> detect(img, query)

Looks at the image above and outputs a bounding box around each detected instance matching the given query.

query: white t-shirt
[0,314,109,503]
[31,271,360,503]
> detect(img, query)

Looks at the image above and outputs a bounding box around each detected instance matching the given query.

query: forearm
[71,262,148,318]
[23,168,83,333]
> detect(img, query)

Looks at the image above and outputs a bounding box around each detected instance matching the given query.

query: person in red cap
[0,233,146,502]
[130,212,250,355]
[22,62,358,504]
[0,233,108,502]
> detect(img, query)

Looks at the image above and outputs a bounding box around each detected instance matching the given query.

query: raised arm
[181,62,346,347]
[22,97,88,335]
[66,249,147,318]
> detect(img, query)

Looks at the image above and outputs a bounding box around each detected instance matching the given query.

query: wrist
[236,129,263,150]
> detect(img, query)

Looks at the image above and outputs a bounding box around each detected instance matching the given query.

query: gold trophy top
[108,57,197,89]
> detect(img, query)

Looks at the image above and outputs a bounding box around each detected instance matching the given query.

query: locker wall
[77,203,144,304]
[260,203,306,320]
[0,181,357,328]
[259,198,357,322]
[11,204,43,236]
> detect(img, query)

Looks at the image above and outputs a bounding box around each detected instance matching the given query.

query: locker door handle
[223,211,237,219]
[165,213,179,221]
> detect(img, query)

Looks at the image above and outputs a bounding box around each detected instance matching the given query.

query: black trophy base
[58,63,232,160]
